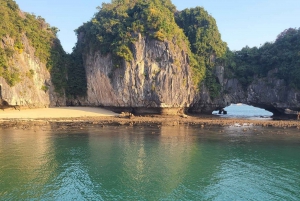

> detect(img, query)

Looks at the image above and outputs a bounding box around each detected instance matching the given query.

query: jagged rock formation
[190,67,300,118]
[0,35,65,108]
[70,0,226,115]
[77,33,300,117]
[233,70,300,118]
[78,34,194,114]
[65,42,300,118]
[65,1,300,118]
[0,0,67,108]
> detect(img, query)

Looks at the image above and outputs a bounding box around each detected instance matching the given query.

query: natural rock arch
[189,67,300,119]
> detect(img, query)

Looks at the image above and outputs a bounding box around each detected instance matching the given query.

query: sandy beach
[0,107,117,119]
[0,106,299,130]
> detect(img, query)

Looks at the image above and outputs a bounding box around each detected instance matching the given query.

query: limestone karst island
[1,0,300,200]
[0,0,300,120]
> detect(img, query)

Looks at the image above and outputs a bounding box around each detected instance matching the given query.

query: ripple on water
[203,157,300,201]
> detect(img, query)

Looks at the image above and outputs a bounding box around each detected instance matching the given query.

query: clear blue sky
[15,0,300,53]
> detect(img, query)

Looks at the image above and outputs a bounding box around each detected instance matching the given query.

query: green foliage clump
[75,0,189,67]
[205,68,221,100]
[0,0,67,92]
[41,85,49,92]
[29,69,35,76]
[175,7,227,63]
[226,28,300,90]
[175,7,227,95]
[26,69,35,79]
[66,44,87,98]
[0,47,20,86]
[0,0,56,62]
[47,39,68,95]
[1,66,20,87]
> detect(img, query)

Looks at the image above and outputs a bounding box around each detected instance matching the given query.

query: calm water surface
[0,125,299,200]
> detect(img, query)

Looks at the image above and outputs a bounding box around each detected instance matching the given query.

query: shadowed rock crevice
[0,99,20,111]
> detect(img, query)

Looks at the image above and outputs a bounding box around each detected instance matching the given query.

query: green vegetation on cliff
[75,0,189,66]
[0,0,67,92]
[66,44,87,98]
[74,0,227,98]
[175,7,227,98]
[175,7,227,64]
[4,0,300,103]
[226,28,300,90]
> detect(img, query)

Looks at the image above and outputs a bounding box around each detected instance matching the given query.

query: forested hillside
[225,28,300,90]
[0,0,66,94]
[73,0,226,96]
[175,7,227,98]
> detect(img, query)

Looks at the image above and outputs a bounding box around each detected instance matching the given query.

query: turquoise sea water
[0,124,299,200]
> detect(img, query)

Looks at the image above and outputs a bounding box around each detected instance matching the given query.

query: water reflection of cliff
[0,125,231,200]
[2,125,299,200]
[0,127,54,198]
[87,125,223,200]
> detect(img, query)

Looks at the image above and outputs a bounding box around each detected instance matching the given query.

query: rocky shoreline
[1,114,300,131]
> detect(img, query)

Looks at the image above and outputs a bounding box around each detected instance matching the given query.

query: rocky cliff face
[242,70,300,116]
[0,35,65,108]
[188,66,237,114]
[190,67,300,117]
[79,34,194,114]
[77,33,300,117]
